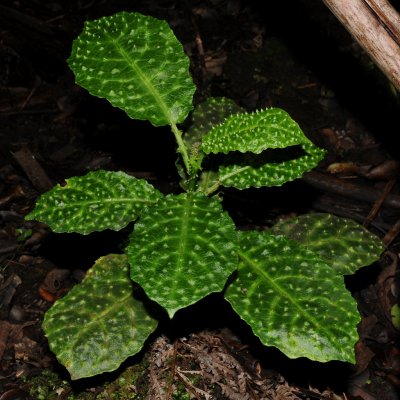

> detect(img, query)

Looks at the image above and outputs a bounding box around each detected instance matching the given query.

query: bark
[323,0,400,90]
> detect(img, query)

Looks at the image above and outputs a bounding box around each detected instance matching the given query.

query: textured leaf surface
[215,142,325,189]
[43,254,157,380]
[184,97,244,150]
[127,193,238,317]
[199,108,326,190]
[68,12,195,126]
[26,170,162,234]
[225,231,359,363]
[270,213,384,275]
[202,108,312,154]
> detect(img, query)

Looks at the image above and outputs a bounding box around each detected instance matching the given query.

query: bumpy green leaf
[26,170,162,234]
[202,108,311,154]
[215,142,325,189]
[127,192,238,317]
[68,12,196,126]
[225,231,359,363]
[43,254,157,380]
[199,108,326,190]
[270,213,384,275]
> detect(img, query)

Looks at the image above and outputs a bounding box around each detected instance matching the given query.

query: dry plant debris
[145,331,346,400]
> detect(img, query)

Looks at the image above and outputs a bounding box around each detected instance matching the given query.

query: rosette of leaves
[26,11,384,380]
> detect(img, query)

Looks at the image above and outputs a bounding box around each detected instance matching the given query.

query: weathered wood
[364,0,400,44]
[323,0,400,90]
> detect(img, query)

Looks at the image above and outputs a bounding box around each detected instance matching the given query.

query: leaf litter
[145,331,345,400]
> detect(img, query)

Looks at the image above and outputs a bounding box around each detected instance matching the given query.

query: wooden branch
[302,171,400,208]
[364,0,400,43]
[323,0,400,90]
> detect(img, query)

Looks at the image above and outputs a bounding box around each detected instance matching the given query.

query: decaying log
[323,0,400,90]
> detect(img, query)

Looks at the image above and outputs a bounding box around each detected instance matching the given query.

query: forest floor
[0,0,399,399]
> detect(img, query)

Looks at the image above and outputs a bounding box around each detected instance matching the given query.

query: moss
[96,364,147,399]
[25,369,89,400]
[172,386,191,400]
[24,362,149,399]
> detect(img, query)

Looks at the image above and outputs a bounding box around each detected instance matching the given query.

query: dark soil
[0,0,399,399]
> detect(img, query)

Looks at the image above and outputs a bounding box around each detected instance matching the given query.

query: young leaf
[202,108,313,154]
[127,192,238,317]
[68,12,196,126]
[184,97,245,185]
[199,108,326,191]
[270,213,384,275]
[43,254,157,380]
[184,97,245,150]
[225,231,359,364]
[26,170,162,234]
[214,142,325,189]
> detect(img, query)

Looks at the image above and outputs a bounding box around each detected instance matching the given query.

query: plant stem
[204,181,220,196]
[171,123,191,176]
[171,123,200,192]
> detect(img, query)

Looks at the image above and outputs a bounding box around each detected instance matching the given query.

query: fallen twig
[364,178,397,227]
[12,146,53,192]
[302,171,400,209]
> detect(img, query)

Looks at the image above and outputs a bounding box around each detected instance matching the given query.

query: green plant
[26,11,384,380]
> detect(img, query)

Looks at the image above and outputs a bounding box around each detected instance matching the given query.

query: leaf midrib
[56,198,157,207]
[219,165,250,184]
[216,142,317,186]
[105,33,173,125]
[68,280,133,355]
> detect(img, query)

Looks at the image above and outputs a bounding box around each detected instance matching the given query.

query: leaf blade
[68,12,196,126]
[225,231,359,363]
[216,142,326,189]
[270,213,385,275]
[43,254,157,380]
[202,108,311,154]
[127,193,238,317]
[26,170,162,234]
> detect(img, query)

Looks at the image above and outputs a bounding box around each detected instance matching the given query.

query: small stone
[9,305,25,322]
